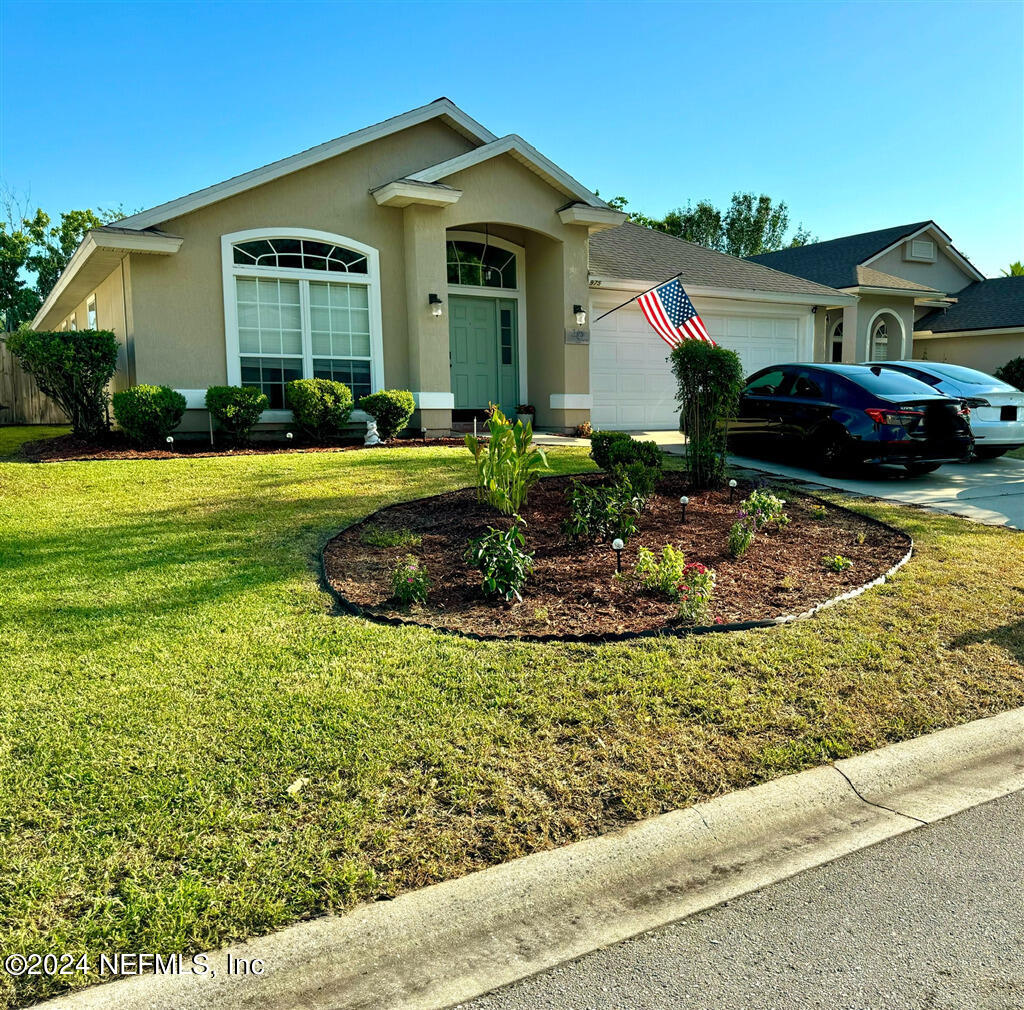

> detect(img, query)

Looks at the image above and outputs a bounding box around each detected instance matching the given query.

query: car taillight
[865,407,924,428]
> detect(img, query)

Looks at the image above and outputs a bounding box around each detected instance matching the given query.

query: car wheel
[815,430,849,475]
[973,446,1008,460]
[904,462,942,475]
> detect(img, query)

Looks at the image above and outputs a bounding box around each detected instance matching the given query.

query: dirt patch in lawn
[18,432,468,462]
[324,474,911,639]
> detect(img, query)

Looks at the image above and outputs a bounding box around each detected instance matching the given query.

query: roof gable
[915,276,1024,334]
[116,98,497,231]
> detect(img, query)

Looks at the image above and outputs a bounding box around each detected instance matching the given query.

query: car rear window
[917,363,1013,388]
[846,368,938,396]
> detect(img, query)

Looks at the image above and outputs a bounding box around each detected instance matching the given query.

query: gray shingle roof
[915,277,1024,333]
[746,222,932,288]
[589,222,846,299]
[855,265,939,293]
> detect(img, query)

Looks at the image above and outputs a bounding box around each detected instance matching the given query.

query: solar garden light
[728,478,737,501]
[611,538,624,573]
[286,431,294,442]
[165,436,174,448]
[679,495,689,522]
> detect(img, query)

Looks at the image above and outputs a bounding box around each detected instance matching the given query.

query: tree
[1001,261,1024,277]
[606,192,815,256]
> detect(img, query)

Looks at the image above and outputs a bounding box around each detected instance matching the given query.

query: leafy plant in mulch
[634,545,689,598]
[809,504,829,520]
[823,554,854,573]
[465,521,534,602]
[675,561,716,624]
[562,480,644,543]
[465,406,548,515]
[728,518,756,558]
[391,555,430,605]
[728,489,790,559]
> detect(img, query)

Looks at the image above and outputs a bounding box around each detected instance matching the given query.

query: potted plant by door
[516,404,536,427]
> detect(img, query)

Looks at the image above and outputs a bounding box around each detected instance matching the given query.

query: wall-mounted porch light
[573,304,587,327]
[429,293,443,317]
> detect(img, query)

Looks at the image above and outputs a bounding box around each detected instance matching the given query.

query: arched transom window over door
[222,229,383,410]
[446,239,517,289]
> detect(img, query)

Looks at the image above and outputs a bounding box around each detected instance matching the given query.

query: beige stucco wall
[872,242,975,294]
[129,119,477,392]
[840,293,917,361]
[61,260,131,391]
[914,332,1024,375]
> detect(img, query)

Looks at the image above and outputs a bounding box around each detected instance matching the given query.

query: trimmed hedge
[589,430,633,470]
[995,356,1024,392]
[359,389,416,441]
[286,378,353,441]
[205,385,268,443]
[5,328,118,437]
[112,385,186,445]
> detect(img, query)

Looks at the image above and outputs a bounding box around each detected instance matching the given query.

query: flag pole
[592,271,682,324]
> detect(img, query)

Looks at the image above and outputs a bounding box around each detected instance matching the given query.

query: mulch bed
[18,433,468,462]
[323,474,911,639]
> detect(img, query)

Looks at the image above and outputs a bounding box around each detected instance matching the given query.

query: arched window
[830,321,843,362]
[446,239,517,289]
[871,321,889,361]
[222,229,383,410]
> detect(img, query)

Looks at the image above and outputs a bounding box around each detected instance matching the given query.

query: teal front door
[449,295,518,414]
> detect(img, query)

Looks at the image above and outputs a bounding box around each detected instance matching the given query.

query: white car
[873,361,1024,459]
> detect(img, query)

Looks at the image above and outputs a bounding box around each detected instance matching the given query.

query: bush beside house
[112,385,186,446]
[359,390,416,441]
[205,386,269,444]
[286,378,354,441]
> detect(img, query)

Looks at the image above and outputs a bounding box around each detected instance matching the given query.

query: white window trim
[866,307,907,360]
[221,228,385,419]
[86,293,97,329]
[445,230,528,405]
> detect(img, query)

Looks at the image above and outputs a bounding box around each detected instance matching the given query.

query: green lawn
[0,424,69,458]
[1,435,1022,1007]
[1008,446,1024,460]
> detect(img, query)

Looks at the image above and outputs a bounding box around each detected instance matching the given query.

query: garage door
[589,299,805,430]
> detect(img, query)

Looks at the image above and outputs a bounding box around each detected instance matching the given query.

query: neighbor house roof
[747,221,984,290]
[589,222,850,301]
[915,276,1024,334]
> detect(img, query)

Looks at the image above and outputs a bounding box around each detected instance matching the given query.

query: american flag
[636,277,714,348]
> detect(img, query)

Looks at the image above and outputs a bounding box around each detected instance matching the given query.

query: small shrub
[728,519,755,558]
[995,356,1024,391]
[605,438,662,496]
[676,561,716,624]
[532,606,550,625]
[562,480,643,543]
[359,389,416,441]
[855,531,867,546]
[574,420,593,439]
[6,328,118,437]
[205,385,268,443]
[286,378,353,442]
[361,524,422,548]
[112,384,186,446]
[742,489,789,529]
[391,555,430,604]
[589,430,633,470]
[634,544,688,598]
[465,406,548,515]
[823,554,853,572]
[809,504,828,520]
[465,522,534,602]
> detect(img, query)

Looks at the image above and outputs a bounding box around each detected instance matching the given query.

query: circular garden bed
[323,474,912,640]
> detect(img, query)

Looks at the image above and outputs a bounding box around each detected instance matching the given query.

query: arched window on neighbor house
[221,230,383,410]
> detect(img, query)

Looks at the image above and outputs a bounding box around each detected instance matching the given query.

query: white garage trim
[589,275,856,307]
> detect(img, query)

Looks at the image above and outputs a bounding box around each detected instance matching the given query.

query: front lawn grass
[0,446,1022,1007]
[1007,446,1024,460]
[0,424,69,458]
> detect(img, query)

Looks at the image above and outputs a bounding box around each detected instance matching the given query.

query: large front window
[225,230,381,410]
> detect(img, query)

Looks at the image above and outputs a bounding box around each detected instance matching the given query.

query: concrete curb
[43,707,1024,1010]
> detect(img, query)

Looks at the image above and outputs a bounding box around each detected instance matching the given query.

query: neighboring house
[31,98,867,434]
[750,223,1023,376]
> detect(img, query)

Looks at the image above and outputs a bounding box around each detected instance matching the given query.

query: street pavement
[461,789,1024,1010]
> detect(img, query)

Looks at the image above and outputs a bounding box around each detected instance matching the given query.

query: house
[32,98,870,434]
[749,223,1023,376]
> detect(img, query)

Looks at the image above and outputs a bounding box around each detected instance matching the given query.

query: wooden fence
[0,335,68,426]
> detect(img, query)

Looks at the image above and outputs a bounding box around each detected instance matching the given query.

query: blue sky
[2,0,1021,276]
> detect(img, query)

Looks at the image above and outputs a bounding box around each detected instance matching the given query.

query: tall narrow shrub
[465,406,548,514]
[5,327,118,437]
[670,341,743,489]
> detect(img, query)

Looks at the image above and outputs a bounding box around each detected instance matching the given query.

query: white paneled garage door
[589,296,809,430]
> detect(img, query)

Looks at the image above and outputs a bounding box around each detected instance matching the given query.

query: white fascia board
[115,100,497,230]
[371,180,463,208]
[589,276,856,307]
[31,230,183,328]
[840,284,942,299]
[913,326,1024,339]
[860,222,985,283]
[558,205,628,231]
[408,135,610,208]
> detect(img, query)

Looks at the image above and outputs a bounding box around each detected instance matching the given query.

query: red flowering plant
[675,561,716,625]
[391,555,430,606]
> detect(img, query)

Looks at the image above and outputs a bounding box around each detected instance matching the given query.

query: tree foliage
[607,192,815,257]
[1001,261,1024,277]
[5,328,119,437]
